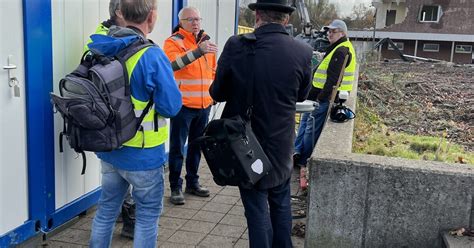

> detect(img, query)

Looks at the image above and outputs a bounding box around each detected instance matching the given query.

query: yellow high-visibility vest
[313,40,357,91]
[122,47,168,148]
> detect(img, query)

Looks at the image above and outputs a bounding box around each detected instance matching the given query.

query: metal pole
[372,8,377,49]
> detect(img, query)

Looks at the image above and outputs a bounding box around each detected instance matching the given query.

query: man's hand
[314,51,325,61]
[199,40,218,54]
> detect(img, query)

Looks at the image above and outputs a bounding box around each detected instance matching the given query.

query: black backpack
[50,38,154,174]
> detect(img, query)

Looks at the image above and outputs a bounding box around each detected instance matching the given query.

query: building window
[455,45,472,54]
[423,43,439,52]
[388,42,404,51]
[386,10,397,26]
[419,5,441,22]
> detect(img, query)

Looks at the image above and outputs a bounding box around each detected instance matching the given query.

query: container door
[0,0,29,236]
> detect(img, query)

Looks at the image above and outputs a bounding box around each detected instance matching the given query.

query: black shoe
[170,189,185,205]
[185,185,210,197]
[121,202,135,239]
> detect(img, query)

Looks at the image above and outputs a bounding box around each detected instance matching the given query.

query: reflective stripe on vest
[313,40,357,91]
[178,79,212,86]
[181,91,211,97]
[166,29,214,109]
[122,46,169,148]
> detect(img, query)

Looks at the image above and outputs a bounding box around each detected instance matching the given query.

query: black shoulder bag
[198,33,272,189]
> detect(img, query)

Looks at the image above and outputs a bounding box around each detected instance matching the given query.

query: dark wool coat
[210,23,313,189]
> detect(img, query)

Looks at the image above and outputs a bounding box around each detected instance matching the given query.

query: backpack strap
[59,121,66,153]
[115,38,155,96]
[136,96,154,131]
[115,38,157,133]
[238,33,257,120]
[75,150,87,175]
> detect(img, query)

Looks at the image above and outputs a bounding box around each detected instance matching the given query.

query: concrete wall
[305,74,474,247]
[307,154,474,248]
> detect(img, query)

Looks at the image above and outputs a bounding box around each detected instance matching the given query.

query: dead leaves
[456,156,467,164]
[292,222,306,238]
[360,62,473,152]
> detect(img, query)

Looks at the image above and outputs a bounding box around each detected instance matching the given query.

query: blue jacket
[89,27,182,171]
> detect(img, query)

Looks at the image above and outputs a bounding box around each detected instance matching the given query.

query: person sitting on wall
[293,19,357,168]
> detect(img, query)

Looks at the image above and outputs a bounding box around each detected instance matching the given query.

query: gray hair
[108,0,120,18]
[120,0,157,24]
[178,6,200,19]
[256,9,289,24]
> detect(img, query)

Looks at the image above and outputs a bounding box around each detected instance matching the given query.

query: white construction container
[0,0,237,246]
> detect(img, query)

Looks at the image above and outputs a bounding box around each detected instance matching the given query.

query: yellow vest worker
[294,19,357,169]
[313,40,356,92]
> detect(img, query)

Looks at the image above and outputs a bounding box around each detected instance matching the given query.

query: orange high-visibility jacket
[164,28,216,109]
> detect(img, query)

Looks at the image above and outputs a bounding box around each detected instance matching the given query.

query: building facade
[350,0,474,64]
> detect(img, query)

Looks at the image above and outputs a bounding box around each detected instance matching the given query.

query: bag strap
[239,33,257,120]
[116,38,155,96]
[136,95,154,131]
[115,38,156,131]
[79,151,86,175]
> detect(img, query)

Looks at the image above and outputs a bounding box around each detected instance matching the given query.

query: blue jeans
[294,100,330,166]
[90,161,164,248]
[239,179,293,248]
[169,106,210,190]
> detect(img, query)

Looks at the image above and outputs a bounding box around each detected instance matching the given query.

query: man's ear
[147,10,155,25]
[146,9,157,33]
[282,15,290,25]
[115,9,123,19]
[255,10,260,24]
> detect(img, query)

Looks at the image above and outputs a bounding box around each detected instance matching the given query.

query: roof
[349,30,474,42]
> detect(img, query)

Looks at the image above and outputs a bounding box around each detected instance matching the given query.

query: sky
[330,0,373,17]
[241,0,373,18]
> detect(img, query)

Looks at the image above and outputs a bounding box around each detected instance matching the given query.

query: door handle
[3,55,17,71]
[3,64,17,70]
[3,55,20,97]
[3,55,18,81]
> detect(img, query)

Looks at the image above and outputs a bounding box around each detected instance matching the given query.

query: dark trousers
[239,179,293,248]
[168,106,210,191]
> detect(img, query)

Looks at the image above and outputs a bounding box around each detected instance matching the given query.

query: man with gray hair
[210,0,313,247]
[87,0,137,240]
[88,0,182,247]
[93,0,125,35]
[164,6,217,205]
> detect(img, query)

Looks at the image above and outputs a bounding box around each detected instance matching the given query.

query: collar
[125,25,146,38]
[102,19,116,29]
[325,36,348,53]
[254,23,289,36]
[176,28,197,42]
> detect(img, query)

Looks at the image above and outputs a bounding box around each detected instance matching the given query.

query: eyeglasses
[181,17,202,22]
[328,29,341,34]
